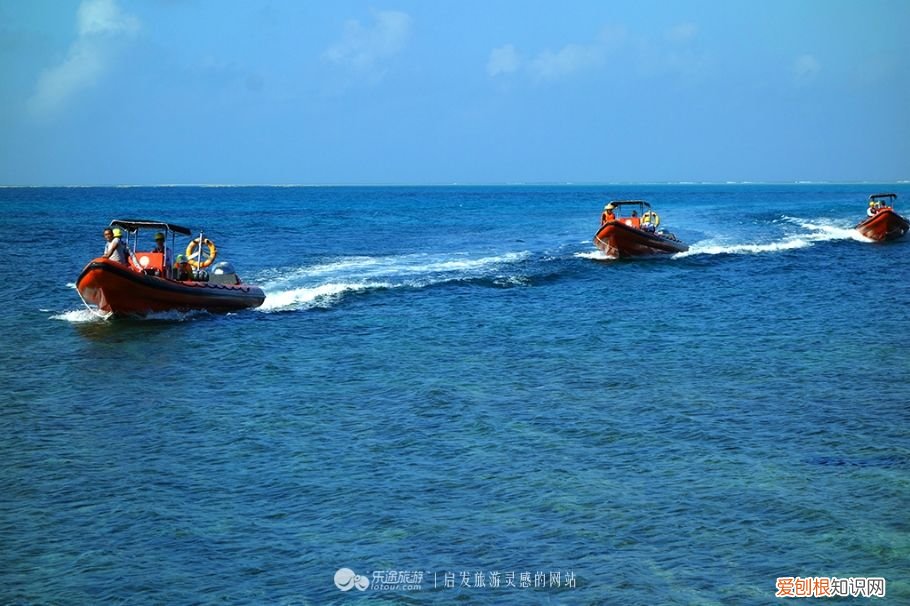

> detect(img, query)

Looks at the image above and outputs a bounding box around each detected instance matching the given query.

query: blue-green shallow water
[1,184,908,605]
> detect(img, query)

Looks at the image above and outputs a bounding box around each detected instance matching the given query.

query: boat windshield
[869,193,897,207]
[604,200,653,217]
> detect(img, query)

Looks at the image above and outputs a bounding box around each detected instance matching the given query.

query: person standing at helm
[152,232,173,277]
[601,203,616,224]
[152,232,166,253]
[102,227,129,265]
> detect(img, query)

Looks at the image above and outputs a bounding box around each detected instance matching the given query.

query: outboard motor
[209,261,240,285]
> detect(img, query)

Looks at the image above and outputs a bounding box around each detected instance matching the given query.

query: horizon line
[2,180,909,189]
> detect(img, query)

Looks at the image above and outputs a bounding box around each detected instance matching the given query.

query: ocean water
[1,184,908,605]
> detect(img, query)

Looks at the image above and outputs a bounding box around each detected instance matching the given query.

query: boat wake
[51,251,535,319]
[573,250,613,261]
[50,309,102,323]
[256,251,532,312]
[674,215,870,258]
[780,216,871,242]
[258,281,393,312]
[50,308,213,323]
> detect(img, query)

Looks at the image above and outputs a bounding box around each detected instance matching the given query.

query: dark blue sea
[1,184,908,605]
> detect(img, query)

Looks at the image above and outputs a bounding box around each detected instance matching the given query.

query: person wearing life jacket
[102,227,130,265]
[601,203,616,224]
[641,210,658,232]
[173,254,194,281]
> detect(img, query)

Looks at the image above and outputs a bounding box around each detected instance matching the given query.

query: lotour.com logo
[334,568,370,592]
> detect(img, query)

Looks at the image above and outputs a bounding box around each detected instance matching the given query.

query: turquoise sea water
[1,184,908,605]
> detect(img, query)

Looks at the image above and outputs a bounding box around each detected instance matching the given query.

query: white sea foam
[409,251,529,273]
[258,281,392,312]
[50,309,103,323]
[676,215,871,258]
[376,251,530,276]
[674,238,813,257]
[492,275,532,287]
[261,251,529,287]
[298,256,383,276]
[49,308,210,322]
[257,250,531,312]
[574,250,613,261]
[780,216,872,242]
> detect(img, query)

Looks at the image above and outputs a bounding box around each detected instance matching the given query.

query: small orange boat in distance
[76,219,265,318]
[593,200,689,259]
[855,193,909,242]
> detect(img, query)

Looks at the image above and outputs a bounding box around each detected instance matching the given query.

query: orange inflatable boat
[593,200,689,259]
[76,220,265,318]
[855,193,909,242]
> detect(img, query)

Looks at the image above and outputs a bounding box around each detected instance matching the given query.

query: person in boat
[102,227,130,265]
[867,200,881,217]
[151,232,169,277]
[173,254,194,281]
[601,203,616,224]
[641,210,657,232]
[152,232,166,253]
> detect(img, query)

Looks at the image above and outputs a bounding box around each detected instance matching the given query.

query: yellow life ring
[186,237,217,268]
[642,210,660,228]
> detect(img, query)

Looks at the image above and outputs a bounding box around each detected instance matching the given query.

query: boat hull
[76,258,265,316]
[855,209,910,241]
[593,221,689,258]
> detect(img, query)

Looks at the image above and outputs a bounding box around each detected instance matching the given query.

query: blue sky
[1,0,908,185]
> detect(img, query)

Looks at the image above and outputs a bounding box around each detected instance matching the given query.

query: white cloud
[323,10,412,78]
[528,43,605,80]
[486,22,709,85]
[77,0,139,36]
[487,44,520,77]
[793,54,821,83]
[666,22,698,44]
[29,0,139,116]
[487,25,625,82]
